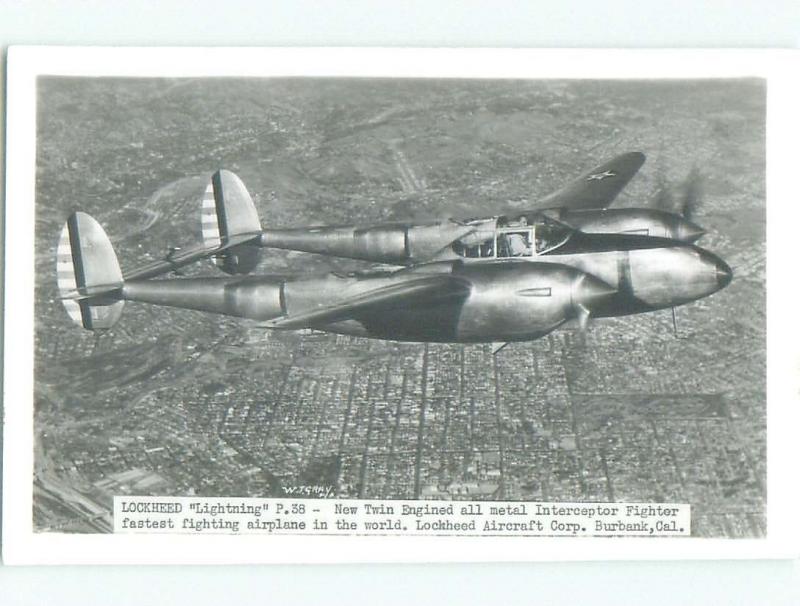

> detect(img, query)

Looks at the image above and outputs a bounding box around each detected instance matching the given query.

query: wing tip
[623,151,646,168]
[611,150,645,167]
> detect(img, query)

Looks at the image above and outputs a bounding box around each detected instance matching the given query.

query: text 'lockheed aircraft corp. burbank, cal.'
[56,152,731,352]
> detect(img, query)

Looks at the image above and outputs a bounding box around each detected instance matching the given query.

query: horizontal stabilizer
[58,282,127,300]
[266,275,470,330]
[123,232,261,282]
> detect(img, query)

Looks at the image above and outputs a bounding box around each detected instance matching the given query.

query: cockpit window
[534,222,571,255]
[451,215,572,259]
[451,239,494,258]
[496,229,533,257]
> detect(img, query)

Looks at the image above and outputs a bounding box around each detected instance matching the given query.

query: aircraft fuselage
[257,207,706,268]
[121,233,730,343]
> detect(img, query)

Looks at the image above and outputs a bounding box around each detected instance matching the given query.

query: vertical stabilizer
[201,169,262,274]
[56,212,124,330]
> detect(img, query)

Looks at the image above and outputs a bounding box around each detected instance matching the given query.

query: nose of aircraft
[697,248,733,293]
[676,218,706,243]
[715,257,733,289]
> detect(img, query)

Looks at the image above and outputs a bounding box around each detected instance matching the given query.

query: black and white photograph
[3,48,796,565]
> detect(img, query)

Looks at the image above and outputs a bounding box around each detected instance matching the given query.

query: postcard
[3,47,798,564]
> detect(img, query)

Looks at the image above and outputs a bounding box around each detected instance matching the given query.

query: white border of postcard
[4,47,799,565]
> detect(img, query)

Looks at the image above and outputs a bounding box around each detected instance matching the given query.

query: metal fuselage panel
[122,277,286,320]
[445,235,724,315]
[549,208,687,240]
[541,246,720,315]
[552,230,725,307]
[121,262,611,343]
[445,263,578,342]
[258,209,701,267]
[301,263,603,343]
[279,270,464,341]
[260,222,473,264]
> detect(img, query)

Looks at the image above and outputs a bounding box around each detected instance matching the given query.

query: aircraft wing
[123,232,261,281]
[534,152,646,210]
[265,275,470,330]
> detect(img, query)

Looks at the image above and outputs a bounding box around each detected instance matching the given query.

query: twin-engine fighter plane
[251,152,707,267]
[56,153,731,349]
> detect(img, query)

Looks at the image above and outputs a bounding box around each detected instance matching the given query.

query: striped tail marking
[56,219,85,326]
[201,170,262,274]
[201,178,223,250]
[55,212,125,330]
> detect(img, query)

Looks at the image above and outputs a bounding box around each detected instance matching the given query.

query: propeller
[652,171,674,213]
[575,303,592,333]
[679,167,704,222]
[571,274,616,334]
[652,166,705,222]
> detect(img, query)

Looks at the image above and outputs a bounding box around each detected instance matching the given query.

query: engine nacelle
[548,208,704,242]
[455,263,616,342]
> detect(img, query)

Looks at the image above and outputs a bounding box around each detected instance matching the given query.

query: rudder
[201,169,262,274]
[56,212,124,330]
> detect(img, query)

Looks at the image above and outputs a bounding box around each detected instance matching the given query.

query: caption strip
[114,497,690,537]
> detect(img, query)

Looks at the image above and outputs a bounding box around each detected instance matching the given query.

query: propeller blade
[576,303,591,332]
[651,165,705,223]
[652,171,674,212]
[491,342,509,355]
[680,167,704,222]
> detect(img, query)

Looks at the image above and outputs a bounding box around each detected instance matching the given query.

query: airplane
[55,153,731,350]
[183,152,707,274]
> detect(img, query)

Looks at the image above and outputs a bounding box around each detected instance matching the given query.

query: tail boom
[121,277,285,321]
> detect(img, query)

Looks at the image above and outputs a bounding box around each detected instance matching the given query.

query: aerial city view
[33,77,765,537]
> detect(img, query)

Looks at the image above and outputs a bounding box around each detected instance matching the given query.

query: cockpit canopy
[451,213,572,259]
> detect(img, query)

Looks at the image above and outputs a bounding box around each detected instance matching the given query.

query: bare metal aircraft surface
[56,153,731,350]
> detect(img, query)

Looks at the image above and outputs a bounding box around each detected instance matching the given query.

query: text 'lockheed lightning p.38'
[56,152,731,351]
